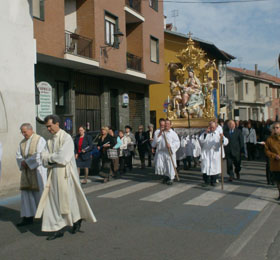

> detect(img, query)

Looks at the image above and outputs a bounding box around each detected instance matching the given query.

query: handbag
[91,146,101,158]
[107,148,119,159]
[127,143,135,152]
[123,149,131,157]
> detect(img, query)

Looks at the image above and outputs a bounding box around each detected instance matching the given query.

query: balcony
[125,0,141,13]
[65,31,93,59]
[127,53,142,72]
[125,0,145,23]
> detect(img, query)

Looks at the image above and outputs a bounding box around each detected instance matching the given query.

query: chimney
[255,64,258,75]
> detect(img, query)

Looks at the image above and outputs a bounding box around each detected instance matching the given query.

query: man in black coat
[146,124,155,167]
[224,120,244,181]
[135,125,149,169]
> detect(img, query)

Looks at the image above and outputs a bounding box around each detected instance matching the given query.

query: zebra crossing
[84,178,277,212]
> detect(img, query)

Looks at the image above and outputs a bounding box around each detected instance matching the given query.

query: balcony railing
[125,0,141,13]
[127,53,142,72]
[65,31,93,59]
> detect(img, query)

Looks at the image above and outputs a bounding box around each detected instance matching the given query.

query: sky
[164,0,280,76]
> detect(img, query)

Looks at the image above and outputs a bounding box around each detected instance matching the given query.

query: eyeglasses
[273,127,280,129]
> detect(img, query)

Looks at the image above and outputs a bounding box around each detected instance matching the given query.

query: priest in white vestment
[199,121,228,187]
[35,115,96,240]
[153,119,180,185]
[16,123,47,226]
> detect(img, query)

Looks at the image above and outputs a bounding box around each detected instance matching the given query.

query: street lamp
[100,29,124,56]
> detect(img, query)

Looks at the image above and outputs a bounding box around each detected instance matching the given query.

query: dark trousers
[203,174,217,184]
[226,153,241,178]
[101,158,111,177]
[119,156,126,174]
[138,148,146,167]
[110,158,119,174]
[183,156,193,169]
[147,146,153,166]
[247,143,256,161]
[125,154,133,170]
[266,156,274,184]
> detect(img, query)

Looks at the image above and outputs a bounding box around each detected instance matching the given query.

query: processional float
[166,33,218,135]
[165,33,224,187]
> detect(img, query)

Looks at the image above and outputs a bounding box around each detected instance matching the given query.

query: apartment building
[33,0,164,135]
[226,66,280,121]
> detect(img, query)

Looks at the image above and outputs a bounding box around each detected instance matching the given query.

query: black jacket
[74,134,93,161]
[146,130,155,148]
[135,131,148,151]
[97,134,115,160]
[224,128,244,159]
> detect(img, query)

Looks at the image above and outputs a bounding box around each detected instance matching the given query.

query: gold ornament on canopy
[167,32,218,127]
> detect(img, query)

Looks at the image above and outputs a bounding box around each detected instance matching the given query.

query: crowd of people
[74,124,156,184]
[73,118,279,189]
[7,113,280,241]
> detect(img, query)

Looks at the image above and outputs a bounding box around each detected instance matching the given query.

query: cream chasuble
[35,129,96,232]
[16,134,47,217]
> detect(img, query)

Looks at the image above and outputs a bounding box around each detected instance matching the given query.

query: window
[32,0,44,20]
[266,87,268,97]
[220,83,226,97]
[245,83,248,94]
[223,84,226,96]
[150,36,159,63]
[277,88,280,98]
[105,14,118,47]
[149,0,158,11]
[219,83,223,97]
[55,81,66,107]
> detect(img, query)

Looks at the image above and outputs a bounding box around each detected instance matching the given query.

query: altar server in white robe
[152,118,166,150]
[35,115,96,240]
[199,121,228,187]
[154,119,180,185]
[176,136,186,169]
[16,123,47,226]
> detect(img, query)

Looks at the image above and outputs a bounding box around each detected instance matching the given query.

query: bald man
[224,120,244,182]
[16,123,47,226]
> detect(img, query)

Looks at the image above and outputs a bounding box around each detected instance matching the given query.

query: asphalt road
[0,160,280,260]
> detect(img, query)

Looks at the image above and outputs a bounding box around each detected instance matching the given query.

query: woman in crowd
[265,122,280,199]
[97,126,115,183]
[74,126,93,184]
[124,125,136,170]
[135,125,149,169]
[244,121,257,160]
[118,130,131,175]
[146,124,155,167]
[108,127,121,177]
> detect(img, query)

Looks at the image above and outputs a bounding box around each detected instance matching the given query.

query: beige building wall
[0,0,36,192]
[226,69,273,121]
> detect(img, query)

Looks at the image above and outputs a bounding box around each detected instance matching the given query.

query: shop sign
[64,118,73,131]
[37,82,53,121]
[122,93,129,107]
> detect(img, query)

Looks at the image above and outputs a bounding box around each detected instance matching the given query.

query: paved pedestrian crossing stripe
[184,184,239,207]
[84,179,130,194]
[140,183,195,202]
[98,182,158,199]
[85,180,276,212]
[234,187,275,212]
